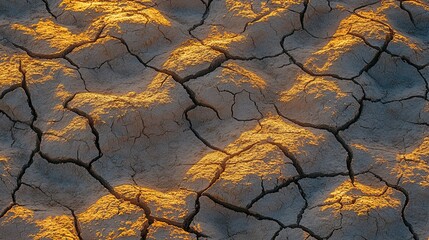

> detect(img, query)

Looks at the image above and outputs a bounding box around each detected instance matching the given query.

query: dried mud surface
[0,0,429,239]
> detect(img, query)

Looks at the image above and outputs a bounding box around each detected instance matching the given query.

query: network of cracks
[0,0,428,239]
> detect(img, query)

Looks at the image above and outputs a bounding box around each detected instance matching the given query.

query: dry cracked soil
[0,0,429,239]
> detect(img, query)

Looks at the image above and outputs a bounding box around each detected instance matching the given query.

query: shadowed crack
[295,182,308,225]
[41,0,57,19]
[270,227,283,240]
[246,171,362,210]
[184,106,226,153]
[369,172,420,240]
[183,142,262,231]
[269,142,305,176]
[398,0,416,27]
[203,193,324,240]
[219,88,263,122]
[19,182,84,240]
[0,84,21,100]
[0,62,43,219]
[189,0,213,37]
[39,154,208,238]
[272,103,360,183]
[0,64,206,238]
[63,94,103,166]
[70,209,83,240]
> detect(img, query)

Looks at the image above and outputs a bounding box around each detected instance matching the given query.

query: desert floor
[0,0,428,239]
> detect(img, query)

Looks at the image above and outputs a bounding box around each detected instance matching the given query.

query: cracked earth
[0,0,428,239]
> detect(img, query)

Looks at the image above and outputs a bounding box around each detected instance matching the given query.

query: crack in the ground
[246,171,351,210]
[218,88,263,122]
[0,63,206,238]
[0,62,43,219]
[295,182,308,225]
[63,94,103,166]
[203,192,325,240]
[369,171,420,240]
[272,103,360,184]
[183,142,263,231]
[398,0,416,27]
[188,0,213,38]
[20,182,84,240]
[41,0,58,20]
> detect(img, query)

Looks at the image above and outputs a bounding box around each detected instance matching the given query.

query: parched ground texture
[0,0,429,239]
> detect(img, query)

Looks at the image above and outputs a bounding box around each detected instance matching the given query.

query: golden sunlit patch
[1,206,34,223]
[44,116,90,142]
[354,2,391,21]
[20,57,77,83]
[0,155,8,162]
[305,12,389,73]
[395,137,429,187]
[184,151,228,187]
[78,194,142,223]
[184,116,323,190]
[0,56,22,91]
[220,62,267,89]
[351,143,369,152]
[202,26,246,50]
[226,0,260,19]
[69,73,176,123]
[115,185,195,221]
[11,19,93,52]
[221,143,292,183]
[0,154,11,176]
[147,221,194,240]
[225,0,302,20]
[54,84,74,111]
[113,215,147,239]
[392,34,421,52]
[163,39,224,74]
[32,215,78,240]
[306,35,361,72]
[280,74,347,103]
[226,115,322,154]
[351,0,425,55]
[60,0,171,27]
[322,180,401,215]
[78,192,146,239]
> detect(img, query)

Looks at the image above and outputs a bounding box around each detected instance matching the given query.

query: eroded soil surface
[0,0,428,239]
